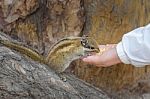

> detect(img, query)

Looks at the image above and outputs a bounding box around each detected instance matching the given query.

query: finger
[106,44,117,48]
[98,44,116,49]
[98,45,106,48]
[82,55,100,64]
[98,44,117,54]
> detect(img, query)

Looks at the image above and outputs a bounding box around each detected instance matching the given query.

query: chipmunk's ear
[82,35,88,38]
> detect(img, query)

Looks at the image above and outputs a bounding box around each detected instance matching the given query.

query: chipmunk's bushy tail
[0,39,46,64]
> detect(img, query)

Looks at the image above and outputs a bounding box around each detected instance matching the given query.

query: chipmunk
[0,36,100,79]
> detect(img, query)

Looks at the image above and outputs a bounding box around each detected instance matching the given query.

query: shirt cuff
[116,42,130,64]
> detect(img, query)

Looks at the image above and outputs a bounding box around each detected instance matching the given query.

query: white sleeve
[116,24,150,67]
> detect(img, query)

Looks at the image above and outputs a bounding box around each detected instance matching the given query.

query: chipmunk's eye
[89,46,95,49]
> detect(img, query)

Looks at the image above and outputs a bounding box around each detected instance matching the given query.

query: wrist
[116,42,130,64]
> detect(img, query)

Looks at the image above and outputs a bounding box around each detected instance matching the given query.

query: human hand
[82,44,122,67]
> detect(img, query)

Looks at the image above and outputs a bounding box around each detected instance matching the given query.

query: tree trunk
[75,0,150,98]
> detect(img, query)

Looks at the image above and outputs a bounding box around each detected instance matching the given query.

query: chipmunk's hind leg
[57,72,67,82]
